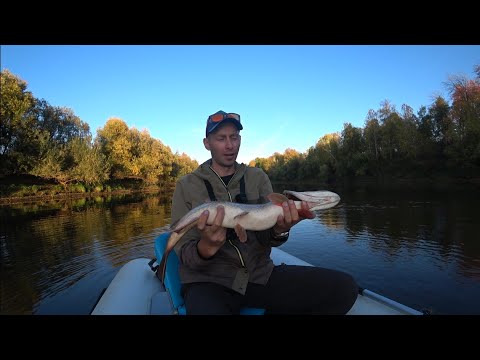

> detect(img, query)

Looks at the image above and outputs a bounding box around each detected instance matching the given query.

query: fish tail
[170,212,202,232]
[157,221,198,284]
[157,231,181,283]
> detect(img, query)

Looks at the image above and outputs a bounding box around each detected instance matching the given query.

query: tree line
[2,65,479,192]
[1,69,198,190]
[249,65,480,184]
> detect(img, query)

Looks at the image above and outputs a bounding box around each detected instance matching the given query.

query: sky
[2,45,479,165]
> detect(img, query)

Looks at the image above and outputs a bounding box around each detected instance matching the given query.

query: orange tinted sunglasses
[208,112,241,123]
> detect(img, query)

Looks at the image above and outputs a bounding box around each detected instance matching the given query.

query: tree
[339,123,366,176]
[67,137,111,185]
[398,104,420,160]
[428,96,451,145]
[171,152,198,179]
[378,99,397,123]
[443,66,480,169]
[364,109,380,160]
[301,133,340,181]
[0,69,35,174]
[364,110,382,175]
[96,118,132,178]
[34,99,90,144]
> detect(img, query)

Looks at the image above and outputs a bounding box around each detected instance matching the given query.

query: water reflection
[1,193,172,314]
[336,189,480,276]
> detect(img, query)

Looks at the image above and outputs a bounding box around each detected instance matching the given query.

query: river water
[1,187,479,315]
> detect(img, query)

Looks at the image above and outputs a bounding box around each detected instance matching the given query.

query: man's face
[204,122,241,168]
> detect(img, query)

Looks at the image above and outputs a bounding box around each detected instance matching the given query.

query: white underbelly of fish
[221,206,283,231]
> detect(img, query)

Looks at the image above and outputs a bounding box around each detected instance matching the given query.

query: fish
[157,190,341,283]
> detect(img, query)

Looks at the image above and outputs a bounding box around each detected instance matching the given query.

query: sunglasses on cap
[208,112,241,123]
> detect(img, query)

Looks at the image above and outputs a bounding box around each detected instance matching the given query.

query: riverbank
[0,174,176,206]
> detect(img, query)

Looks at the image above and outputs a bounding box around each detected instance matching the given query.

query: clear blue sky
[2,45,479,165]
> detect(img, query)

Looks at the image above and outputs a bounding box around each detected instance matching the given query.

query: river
[1,186,479,314]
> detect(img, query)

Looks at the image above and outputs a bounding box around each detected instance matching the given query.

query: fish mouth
[283,190,341,211]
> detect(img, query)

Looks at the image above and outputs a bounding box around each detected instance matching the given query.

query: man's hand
[273,200,315,235]
[197,205,227,259]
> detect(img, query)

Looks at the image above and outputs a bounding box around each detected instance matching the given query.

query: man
[171,110,358,314]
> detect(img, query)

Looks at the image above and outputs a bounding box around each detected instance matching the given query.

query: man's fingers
[213,205,225,227]
[282,201,292,224]
[197,210,209,231]
[288,200,299,223]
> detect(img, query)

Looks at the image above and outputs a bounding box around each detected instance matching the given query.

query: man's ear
[203,137,210,151]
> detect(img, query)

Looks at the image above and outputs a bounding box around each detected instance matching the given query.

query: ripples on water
[1,190,479,314]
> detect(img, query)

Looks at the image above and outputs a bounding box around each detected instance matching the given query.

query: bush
[69,184,86,193]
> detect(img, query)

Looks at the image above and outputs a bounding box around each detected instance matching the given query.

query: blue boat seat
[154,232,265,315]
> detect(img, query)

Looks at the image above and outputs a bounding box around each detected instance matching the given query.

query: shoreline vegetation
[2,174,479,207]
[0,174,176,206]
[0,187,168,206]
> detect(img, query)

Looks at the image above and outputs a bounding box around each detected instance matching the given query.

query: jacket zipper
[209,166,246,268]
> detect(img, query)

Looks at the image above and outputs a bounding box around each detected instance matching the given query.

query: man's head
[204,110,242,170]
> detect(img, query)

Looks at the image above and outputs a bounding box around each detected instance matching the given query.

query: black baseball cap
[205,110,243,137]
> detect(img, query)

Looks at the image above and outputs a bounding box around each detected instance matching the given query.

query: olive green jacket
[171,160,288,294]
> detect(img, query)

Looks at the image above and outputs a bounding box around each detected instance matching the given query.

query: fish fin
[267,193,289,205]
[234,211,249,219]
[234,223,247,243]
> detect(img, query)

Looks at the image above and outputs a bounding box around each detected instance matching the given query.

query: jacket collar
[194,159,246,182]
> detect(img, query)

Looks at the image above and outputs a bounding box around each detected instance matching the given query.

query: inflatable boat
[91,233,424,315]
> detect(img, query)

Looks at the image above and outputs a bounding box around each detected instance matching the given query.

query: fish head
[283,190,341,211]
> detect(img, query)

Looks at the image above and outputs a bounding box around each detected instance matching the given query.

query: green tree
[398,104,420,161]
[364,109,383,176]
[339,123,366,176]
[0,69,36,174]
[67,137,111,185]
[30,145,68,185]
[34,99,90,144]
[282,148,303,182]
